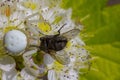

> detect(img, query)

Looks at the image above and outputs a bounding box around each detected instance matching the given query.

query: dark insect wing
[62,29,80,40]
[49,50,70,65]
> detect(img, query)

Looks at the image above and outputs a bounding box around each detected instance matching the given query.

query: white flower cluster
[0,0,91,80]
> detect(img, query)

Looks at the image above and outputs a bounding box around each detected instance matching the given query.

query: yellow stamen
[23,1,37,10]
[53,61,64,72]
[66,41,71,50]
[4,26,17,33]
[38,22,51,33]
[5,6,11,17]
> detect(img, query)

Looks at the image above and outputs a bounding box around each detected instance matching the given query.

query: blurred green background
[62,0,120,80]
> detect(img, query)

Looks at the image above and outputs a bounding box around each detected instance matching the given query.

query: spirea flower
[0,0,91,80]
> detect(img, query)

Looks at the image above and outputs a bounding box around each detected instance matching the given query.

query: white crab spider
[3,12,41,55]
[4,30,27,55]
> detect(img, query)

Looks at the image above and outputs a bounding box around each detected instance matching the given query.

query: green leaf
[80,57,120,80]
[63,0,120,80]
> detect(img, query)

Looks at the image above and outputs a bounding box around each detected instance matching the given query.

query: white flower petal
[0,55,16,72]
[43,54,54,65]
[48,70,57,80]
[41,7,56,23]
[0,15,8,28]
[2,68,17,80]
[10,11,25,27]
[39,0,61,8]
[59,69,78,80]
[71,37,85,46]
[20,68,36,80]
